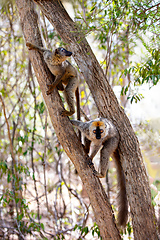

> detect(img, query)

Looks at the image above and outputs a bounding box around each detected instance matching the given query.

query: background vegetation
[0,0,160,239]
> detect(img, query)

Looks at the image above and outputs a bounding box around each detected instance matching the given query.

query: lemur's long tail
[114,150,128,227]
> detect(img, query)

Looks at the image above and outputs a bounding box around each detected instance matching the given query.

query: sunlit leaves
[120,48,160,103]
[35,101,46,115]
[74,223,102,239]
[125,49,160,86]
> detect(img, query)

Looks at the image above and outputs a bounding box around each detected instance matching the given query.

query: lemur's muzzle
[65,50,72,56]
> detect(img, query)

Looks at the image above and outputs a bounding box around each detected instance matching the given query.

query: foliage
[0,0,159,239]
[74,222,102,239]
[73,0,160,104]
[121,48,160,102]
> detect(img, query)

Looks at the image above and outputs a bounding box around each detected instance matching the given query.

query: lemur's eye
[100,129,104,133]
[93,130,96,134]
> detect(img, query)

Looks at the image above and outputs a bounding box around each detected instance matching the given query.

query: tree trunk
[16,0,121,239]
[16,0,159,239]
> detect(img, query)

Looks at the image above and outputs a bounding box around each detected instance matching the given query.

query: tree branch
[27,0,158,239]
[16,0,121,239]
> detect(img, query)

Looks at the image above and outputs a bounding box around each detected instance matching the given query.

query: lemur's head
[44,47,72,64]
[56,47,72,56]
[54,47,72,62]
[90,120,107,140]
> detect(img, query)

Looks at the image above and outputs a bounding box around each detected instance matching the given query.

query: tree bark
[16,0,159,239]
[16,0,121,239]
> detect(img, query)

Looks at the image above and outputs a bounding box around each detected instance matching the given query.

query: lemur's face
[50,47,72,63]
[56,47,72,57]
[90,121,106,140]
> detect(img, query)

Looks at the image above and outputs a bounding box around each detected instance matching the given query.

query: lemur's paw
[93,170,104,178]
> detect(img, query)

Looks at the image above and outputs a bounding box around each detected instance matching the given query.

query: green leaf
[40,223,45,231]
[18,213,24,221]
[15,198,20,204]
[23,150,28,156]
[90,6,95,12]
[74,224,78,230]
[124,86,128,95]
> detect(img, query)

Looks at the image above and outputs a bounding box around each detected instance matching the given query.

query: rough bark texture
[16,0,159,239]
[16,0,122,239]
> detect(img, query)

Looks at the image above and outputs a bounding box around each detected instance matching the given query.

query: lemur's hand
[46,83,55,95]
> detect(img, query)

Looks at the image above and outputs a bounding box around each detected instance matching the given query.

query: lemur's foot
[60,110,74,117]
[93,171,104,178]
[86,156,104,178]
[26,42,34,50]
[86,156,93,167]
[46,84,55,95]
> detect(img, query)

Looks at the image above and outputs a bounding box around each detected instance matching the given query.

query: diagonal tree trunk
[16,0,158,239]
[16,0,121,239]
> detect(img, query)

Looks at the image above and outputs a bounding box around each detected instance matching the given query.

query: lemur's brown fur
[26,42,79,117]
[71,118,128,227]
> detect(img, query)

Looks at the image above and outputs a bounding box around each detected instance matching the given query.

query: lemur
[71,117,128,227]
[26,42,79,117]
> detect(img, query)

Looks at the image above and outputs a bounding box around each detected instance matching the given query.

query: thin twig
[43,109,49,210]
[28,60,41,224]
[0,95,25,240]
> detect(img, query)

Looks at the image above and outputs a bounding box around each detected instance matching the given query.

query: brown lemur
[26,42,79,117]
[71,117,128,227]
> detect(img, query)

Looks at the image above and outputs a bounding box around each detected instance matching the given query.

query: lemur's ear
[55,48,58,55]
